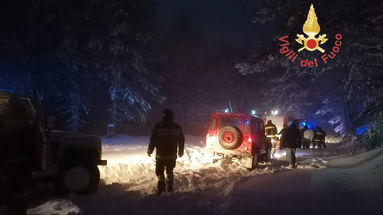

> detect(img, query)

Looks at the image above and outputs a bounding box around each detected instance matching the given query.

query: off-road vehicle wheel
[218,126,243,150]
[54,163,100,195]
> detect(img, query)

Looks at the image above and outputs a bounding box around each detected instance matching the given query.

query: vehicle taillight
[206,133,215,147]
[243,136,252,152]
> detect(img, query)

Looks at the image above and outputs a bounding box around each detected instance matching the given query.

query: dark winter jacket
[265,122,278,137]
[148,119,185,159]
[313,129,326,141]
[0,101,35,165]
[280,125,301,149]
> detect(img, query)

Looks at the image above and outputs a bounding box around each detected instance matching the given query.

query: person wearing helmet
[147,109,185,195]
[265,120,278,138]
[265,120,278,161]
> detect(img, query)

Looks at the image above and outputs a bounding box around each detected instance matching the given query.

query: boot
[166,179,174,192]
[156,180,165,195]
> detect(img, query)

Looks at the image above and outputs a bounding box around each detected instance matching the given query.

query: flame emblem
[296,4,327,53]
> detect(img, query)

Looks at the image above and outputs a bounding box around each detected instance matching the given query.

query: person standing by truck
[0,95,36,215]
[313,126,326,149]
[301,125,314,149]
[280,121,301,168]
[265,120,278,161]
[303,126,314,149]
[147,109,185,195]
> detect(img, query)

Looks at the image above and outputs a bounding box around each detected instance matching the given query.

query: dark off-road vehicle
[205,112,268,169]
[0,92,107,195]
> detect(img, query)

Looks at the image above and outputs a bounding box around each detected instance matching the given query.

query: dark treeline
[1,0,382,147]
[0,0,253,135]
[0,0,163,134]
[237,0,383,148]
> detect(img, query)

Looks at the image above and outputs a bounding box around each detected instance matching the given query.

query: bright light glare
[273,150,286,159]
[224,108,230,113]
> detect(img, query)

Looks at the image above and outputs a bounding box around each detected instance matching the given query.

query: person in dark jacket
[147,109,185,195]
[0,95,35,215]
[313,126,326,149]
[277,124,287,136]
[280,121,301,168]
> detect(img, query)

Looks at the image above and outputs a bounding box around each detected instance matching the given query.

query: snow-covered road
[2,135,381,215]
[225,147,383,215]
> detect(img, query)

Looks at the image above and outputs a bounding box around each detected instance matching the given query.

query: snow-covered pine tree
[236,0,383,144]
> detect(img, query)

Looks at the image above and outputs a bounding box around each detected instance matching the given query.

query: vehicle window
[219,118,242,129]
[22,99,37,117]
[209,119,216,130]
[0,97,36,118]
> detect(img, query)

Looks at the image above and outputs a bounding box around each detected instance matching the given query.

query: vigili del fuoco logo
[278,4,343,67]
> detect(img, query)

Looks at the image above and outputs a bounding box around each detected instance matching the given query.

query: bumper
[212,148,252,158]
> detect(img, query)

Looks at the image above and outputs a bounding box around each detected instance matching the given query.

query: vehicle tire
[218,126,243,150]
[250,154,258,169]
[54,163,100,195]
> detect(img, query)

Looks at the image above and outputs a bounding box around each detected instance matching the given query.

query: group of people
[301,125,327,149]
[264,120,327,168]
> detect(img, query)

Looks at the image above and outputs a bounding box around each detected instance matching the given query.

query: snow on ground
[23,135,276,215]
[3,135,378,215]
[99,135,272,196]
[223,147,383,215]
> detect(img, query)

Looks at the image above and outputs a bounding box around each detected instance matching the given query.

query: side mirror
[47,116,56,129]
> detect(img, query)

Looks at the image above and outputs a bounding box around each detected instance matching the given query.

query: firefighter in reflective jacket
[265,120,278,160]
[313,126,326,149]
[147,109,185,195]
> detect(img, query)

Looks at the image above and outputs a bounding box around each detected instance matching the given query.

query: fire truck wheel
[218,126,243,150]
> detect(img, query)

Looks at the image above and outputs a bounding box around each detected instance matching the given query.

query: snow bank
[99,145,273,196]
[28,200,80,215]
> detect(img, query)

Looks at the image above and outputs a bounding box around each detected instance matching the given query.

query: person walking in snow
[280,121,301,168]
[147,109,185,195]
[313,126,326,149]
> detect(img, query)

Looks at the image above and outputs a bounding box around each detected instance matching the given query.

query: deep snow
[1,135,381,215]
